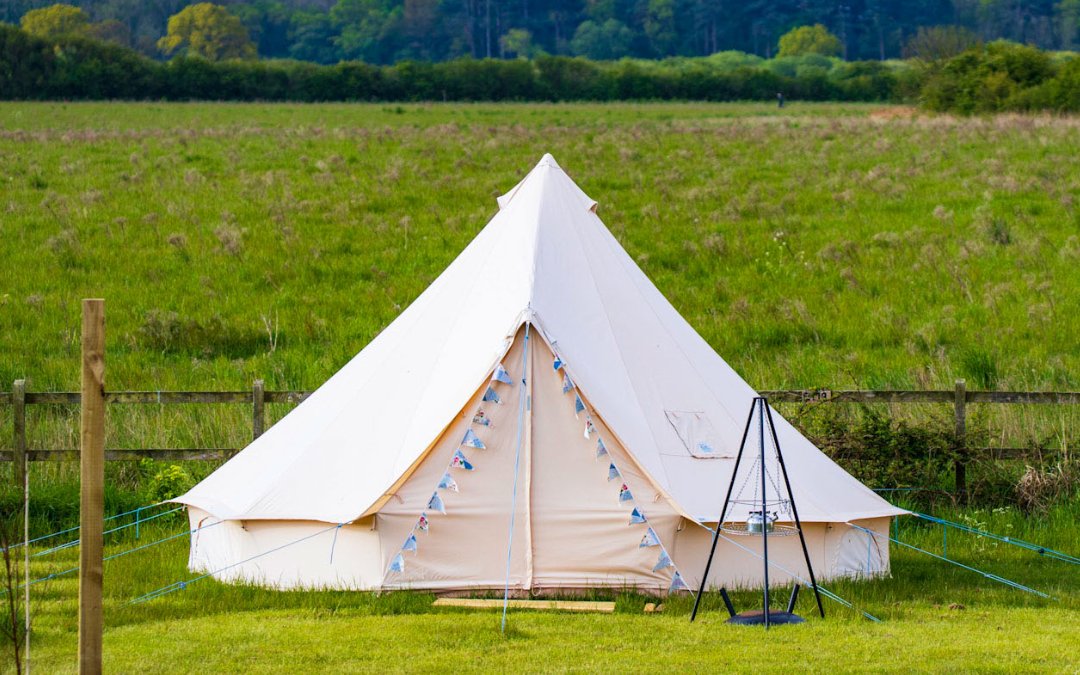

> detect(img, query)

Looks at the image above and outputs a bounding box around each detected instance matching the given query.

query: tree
[643,0,677,56]
[777,24,842,58]
[288,10,340,63]
[330,0,402,63]
[20,4,89,39]
[499,28,533,57]
[231,0,294,59]
[158,3,257,60]
[570,18,633,59]
[903,25,981,61]
[1056,0,1080,49]
[86,19,132,47]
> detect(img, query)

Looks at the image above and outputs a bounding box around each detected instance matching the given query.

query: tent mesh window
[663,410,731,458]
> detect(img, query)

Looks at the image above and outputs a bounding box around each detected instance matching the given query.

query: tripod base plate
[725,610,805,626]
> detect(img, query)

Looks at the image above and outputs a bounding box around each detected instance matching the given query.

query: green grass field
[2,102,1079,457]
[1,102,1079,671]
[1,101,1078,392]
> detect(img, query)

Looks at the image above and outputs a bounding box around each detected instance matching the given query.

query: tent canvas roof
[177,154,904,525]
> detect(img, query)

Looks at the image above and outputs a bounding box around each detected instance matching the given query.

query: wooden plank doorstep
[432,598,615,613]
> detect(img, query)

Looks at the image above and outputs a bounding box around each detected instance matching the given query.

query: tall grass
[2,101,1079,522]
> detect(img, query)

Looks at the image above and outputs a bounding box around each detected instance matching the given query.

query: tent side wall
[672,516,893,590]
[186,507,383,590]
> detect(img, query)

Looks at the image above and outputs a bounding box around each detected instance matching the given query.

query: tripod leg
[690,399,756,622]
[764,402,825,618]
[720,587,736,618]
[786,584,800,613]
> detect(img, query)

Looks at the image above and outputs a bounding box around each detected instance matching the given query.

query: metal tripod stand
[690,397,825,627]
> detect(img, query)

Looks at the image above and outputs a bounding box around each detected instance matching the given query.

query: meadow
[1,102,1079,671]
[1,101,1078,496]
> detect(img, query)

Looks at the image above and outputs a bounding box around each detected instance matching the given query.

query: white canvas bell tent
[175,154,905,594]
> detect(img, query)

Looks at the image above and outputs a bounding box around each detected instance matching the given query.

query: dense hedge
[5,24,1076,110]
[0,24,903,102]
[920,41,1080,113]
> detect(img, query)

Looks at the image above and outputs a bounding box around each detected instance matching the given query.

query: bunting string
[383,351,519,581]
[553,349,691,596]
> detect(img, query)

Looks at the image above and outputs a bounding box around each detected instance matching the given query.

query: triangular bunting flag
[653,549,672,572]
[450,449,474,471]
[428,492,445,514]
[553,356,563,371]
[619,483,634,502]
[402,533,418,553]
[608,463,620,481]
[417,513,429,532]
[472,411,491,427]
[629,508,647,525]
[596,438,608,458]
[492,363,514,385]
[574,393,586,416]
[482,387,501,404]
[438,472,459,492]
[670,571,688,592]
[562,373,574,394]
[639,527,660,547]
[462,428,486,449]
[584,420,596,440]
[389,553,405,573]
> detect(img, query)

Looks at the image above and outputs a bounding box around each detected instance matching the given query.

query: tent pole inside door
[501,322,531,633]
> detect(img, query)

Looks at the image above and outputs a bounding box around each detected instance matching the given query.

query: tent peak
[497,153,597,213]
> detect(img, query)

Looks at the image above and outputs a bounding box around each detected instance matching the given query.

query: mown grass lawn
[15,505,1080,672]
[85,607,1080,673]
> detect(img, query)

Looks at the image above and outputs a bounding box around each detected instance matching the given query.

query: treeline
[5,0,1080,64]
[0,24,907,102]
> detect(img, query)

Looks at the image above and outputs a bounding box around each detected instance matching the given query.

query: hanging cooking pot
[746,510,778,534]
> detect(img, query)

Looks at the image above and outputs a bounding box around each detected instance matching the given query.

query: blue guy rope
[13,520,223,592]
[5,501,174,551]
[502,322,530,634]
[32,506,185,558]
[329,523,343,564]
[130,523,341,605]
[911,512,1080,566]
[845,523,1052,599]
[696,523,882,622]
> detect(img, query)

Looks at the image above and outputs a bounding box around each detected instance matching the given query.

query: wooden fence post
[252,379,265,440]
[79,299,105,675]
[954,379,967,502]
[13,379,26,491]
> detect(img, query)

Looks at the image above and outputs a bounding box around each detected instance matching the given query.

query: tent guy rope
[845,522,1052,599]
[9,520,223,593]
[909,512,1080,566]
[32,507,185,558]
[4,501,173,551]
[130,523,342,605]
